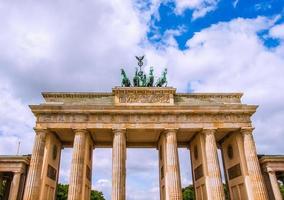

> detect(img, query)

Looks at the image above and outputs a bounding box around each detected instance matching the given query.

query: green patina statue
[133,68,139,87]
[120,56,167,87]
[120,69,131,87]
[146,67,154,87]
[155,68,167,87]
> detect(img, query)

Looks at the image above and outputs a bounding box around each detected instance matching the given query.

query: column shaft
[204,129,225,200]
[164,130,182,200]
[23,129,46,200]
[9,172,21,200]
[68,130,87,200]
[112,129,126,200]
[268,170,282,200]
[242,128,268,200]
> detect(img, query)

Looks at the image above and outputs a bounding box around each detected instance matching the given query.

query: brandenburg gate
[22,86,269,200]
[20,57,271,200]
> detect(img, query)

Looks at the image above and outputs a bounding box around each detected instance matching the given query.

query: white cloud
[269,23,284,40]
[127,185,159,200]
[174,0,219,19]
[147,16,284,156]
[0,83,34,155]
[0,0,147,99]
[93,179,112,200]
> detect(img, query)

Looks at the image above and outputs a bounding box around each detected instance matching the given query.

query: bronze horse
[121,69,131,87]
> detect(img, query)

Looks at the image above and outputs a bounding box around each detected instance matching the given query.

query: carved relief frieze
[113,87,175,105]
[119,93,170,104]
[37,113,251,124]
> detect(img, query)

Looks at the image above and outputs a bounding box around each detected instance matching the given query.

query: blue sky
[148,0,284,49]
[0,0,284,199]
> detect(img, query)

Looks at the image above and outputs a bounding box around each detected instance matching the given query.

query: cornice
[29,104,258,115]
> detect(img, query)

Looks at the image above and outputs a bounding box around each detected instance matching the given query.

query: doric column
[203,129,225,199]
[68,129,88,200]
[242,128,268,200]
[23,129,47,200]
[267,168,282,200]
[112,129,126,200]
[164,129,182,200]
[9,172,21,200]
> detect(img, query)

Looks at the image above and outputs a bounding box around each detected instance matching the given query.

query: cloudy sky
[0,0,284,199]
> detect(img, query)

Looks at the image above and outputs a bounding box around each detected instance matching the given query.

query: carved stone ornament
[113,87,175,105]
[119,93,170,103]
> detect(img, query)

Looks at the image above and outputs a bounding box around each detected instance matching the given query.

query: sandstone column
[23,129,47,200]
[68,129,88,200]
[267,168,282,200]
[242,128,268,200]
[112,129,126,200]
[9,172,21,200]
[203,129,225,200]
[164,129,182,200]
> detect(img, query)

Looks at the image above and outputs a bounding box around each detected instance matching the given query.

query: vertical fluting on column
[203,129,225,200]
[242,128,268,200]
[9,172,21,200]
[267,169,283,200]
[23,129,46,200]
[164,129,182,200]
[112,129,126,200]
[68,130,87,200]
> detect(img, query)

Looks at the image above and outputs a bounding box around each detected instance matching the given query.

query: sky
[0,0,284,199]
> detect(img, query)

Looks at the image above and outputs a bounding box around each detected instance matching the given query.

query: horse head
[121,69,125,76]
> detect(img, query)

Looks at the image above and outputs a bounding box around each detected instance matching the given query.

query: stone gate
[22,87,269,200]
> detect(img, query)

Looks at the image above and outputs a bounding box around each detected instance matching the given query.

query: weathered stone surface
[42,87,243,106]
[23,130,47,200]
[112,129,126,200]
[21,87,272,200]
[242,128,268,200]
[68,130,93,200]
[189,129,225,200]
[159,129,182,200]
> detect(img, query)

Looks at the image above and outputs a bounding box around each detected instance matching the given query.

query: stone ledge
[41,88,244,106]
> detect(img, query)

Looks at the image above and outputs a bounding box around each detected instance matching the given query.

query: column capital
[240,127,254,134]
[266,167,275,174]
[33,128,49,136]
[202,128,217,135]
[163,128,178,133]
[112,128,126,134]
[13,171,22,175]
[72,128,89,134]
